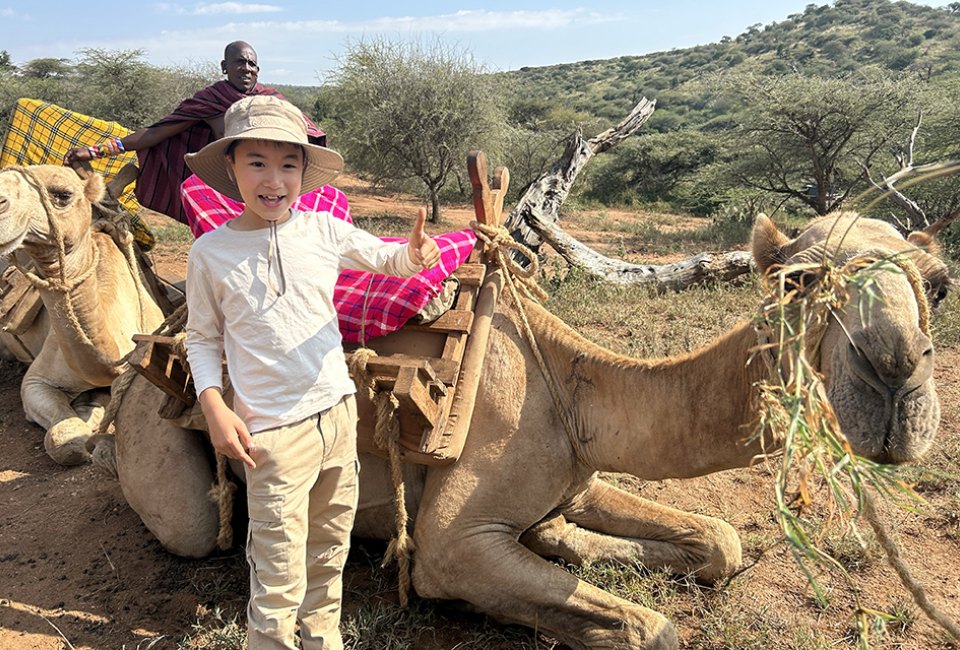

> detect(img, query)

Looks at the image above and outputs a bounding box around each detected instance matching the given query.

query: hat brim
[184,130,343,202]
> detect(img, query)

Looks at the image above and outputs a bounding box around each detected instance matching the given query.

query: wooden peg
[467,151,493,225]
[489,166,510,225]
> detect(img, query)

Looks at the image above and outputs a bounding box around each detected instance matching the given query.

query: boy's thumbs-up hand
[408,207,441,270]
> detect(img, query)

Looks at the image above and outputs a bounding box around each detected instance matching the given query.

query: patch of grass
[820,529,880,574]
[151,221,194,244]
[560,207,754,256]
[545,266,759,358]
[568,559,842,650]
[187,552,248,609]
[353,214,410,237]
[342,541,551,649]
[178,606,246,650]
[932,290,960,348]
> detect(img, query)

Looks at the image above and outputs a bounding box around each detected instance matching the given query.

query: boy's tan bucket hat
[185,95,343,201]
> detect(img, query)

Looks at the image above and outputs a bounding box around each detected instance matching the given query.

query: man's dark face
[222,46,259,92]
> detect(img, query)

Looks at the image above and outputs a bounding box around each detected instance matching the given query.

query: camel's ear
[83,173,105,204]
[751,213,790,275]
[906,231,941,256]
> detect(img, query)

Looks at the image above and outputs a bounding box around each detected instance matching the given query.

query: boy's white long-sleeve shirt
[185,209,419,433]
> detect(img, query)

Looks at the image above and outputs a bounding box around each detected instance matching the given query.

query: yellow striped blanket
[0,98,155,249]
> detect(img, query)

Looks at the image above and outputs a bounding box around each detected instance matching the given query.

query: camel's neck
[523,299,768,480]
[27,232,124,373]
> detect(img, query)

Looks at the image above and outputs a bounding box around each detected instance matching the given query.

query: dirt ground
[1,179,959,650]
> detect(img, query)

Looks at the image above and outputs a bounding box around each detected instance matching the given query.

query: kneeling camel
[0,165,163,465]
[111,212,946,650]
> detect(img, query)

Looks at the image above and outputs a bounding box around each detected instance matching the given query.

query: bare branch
[505,97,656,255]
[527,208,754,290]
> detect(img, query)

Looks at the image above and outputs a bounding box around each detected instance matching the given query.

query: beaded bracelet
[89,138,126,159]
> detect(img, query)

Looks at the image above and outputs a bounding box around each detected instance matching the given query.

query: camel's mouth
[831,375,938,464]
[0,229,27,257]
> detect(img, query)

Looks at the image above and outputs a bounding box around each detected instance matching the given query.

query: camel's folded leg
[413,528,679,650]
[521,478,741,583]
[21,365,92,466]
[114,375,220,558]
[72,389,111,432]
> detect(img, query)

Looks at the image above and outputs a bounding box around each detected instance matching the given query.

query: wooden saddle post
[347,150,509,464]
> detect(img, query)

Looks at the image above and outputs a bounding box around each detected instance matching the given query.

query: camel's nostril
[0,196,8,214]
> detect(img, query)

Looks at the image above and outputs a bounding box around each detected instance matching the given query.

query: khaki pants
[244,395,359,650]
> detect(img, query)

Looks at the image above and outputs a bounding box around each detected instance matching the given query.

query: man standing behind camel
[63,41,325,224]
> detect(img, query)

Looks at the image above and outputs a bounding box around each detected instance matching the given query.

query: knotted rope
[471,221,548,302]
[208,450,238,551]
[347,347,414,606]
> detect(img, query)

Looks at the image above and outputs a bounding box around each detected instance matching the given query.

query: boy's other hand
[407,207,441,270]
[200,389,257,469]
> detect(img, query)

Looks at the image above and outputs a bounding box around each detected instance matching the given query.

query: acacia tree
[331,39,504,222]
[713,71,918,215]
[71,49,215,128]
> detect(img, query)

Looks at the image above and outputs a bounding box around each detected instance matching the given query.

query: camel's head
[751,212,948,463]
[0,165,104,257]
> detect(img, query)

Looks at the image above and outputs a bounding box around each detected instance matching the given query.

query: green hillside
[495,0,960,131]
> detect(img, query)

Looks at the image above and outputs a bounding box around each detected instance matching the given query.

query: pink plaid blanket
[181,174,477,342]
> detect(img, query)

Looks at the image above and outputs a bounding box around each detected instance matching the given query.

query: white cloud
[193,2,282,15]
[1,8,16,16]
[231,9,614,33]
[152,3,186,13]
[51,7,623,85]
[368,9,613,32]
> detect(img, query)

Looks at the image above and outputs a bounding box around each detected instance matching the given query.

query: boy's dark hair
[224,140,308,168]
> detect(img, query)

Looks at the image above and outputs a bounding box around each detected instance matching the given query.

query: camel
[0,164,164,465]
[108,212,946,649]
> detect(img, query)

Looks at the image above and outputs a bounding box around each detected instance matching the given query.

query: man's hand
[407,207,441,270]
[199,388,256,469]
[63,147,94,166]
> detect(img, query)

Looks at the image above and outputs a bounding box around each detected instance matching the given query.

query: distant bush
[0,49,215,130]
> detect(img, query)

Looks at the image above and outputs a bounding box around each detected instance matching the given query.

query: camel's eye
[783,268,820,295]
[928,281,950,309]
[49,189,73,208]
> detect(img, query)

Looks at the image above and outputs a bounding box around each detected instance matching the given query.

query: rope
[863,491,960,640]
[470,221,582,450]
[472,221,548,302]
[208,451,238,551]
[347,347,414,606]
[96,368,138,435]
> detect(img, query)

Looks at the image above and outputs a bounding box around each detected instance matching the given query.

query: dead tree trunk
[529,212,754,290]
[505,97,754,289]
[506,97,657,253]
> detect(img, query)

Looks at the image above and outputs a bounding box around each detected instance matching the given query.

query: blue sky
[0,1,953,85]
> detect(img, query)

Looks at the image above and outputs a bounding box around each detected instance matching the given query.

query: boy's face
[227,139,304,223]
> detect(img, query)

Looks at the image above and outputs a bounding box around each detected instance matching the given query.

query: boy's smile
[227,139,305,229]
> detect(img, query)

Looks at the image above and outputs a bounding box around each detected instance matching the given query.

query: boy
[183,95,440,650]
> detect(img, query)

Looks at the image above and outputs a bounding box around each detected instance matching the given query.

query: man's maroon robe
[135,80,325,223]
